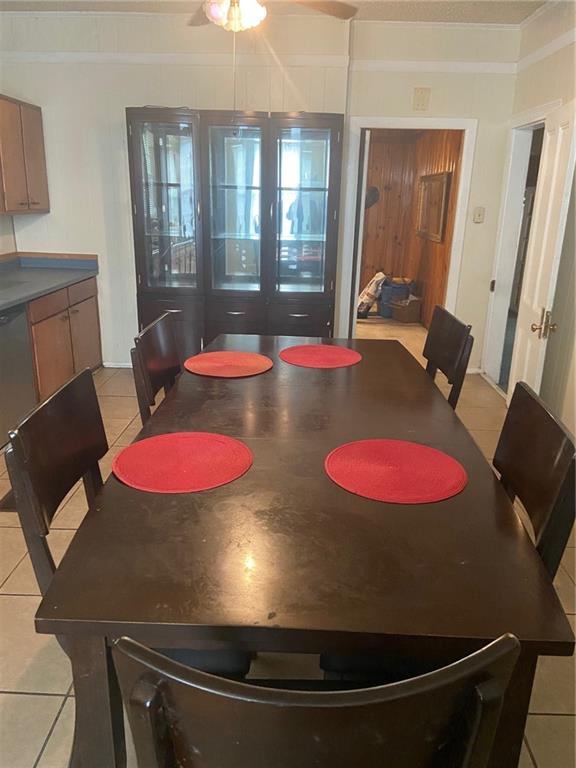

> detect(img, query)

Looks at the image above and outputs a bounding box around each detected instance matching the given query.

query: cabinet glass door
[138,122,198,289]
[208,126,262,291]
[275,127,331,293]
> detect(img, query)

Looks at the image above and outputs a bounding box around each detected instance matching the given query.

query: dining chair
[494,381,575,579]
[132,311,182,425]
[131,346,152,426]
[5,369,108,652]
[113,633,519,768]
[423,305,474,409]
[5,368,252,679]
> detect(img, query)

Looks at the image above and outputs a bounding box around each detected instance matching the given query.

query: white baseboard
[101,362,132,369]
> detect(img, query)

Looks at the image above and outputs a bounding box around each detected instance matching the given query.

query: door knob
[531,308,546,338]
[543,310,558,338]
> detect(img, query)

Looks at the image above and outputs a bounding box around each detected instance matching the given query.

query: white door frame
[482,100,563,384]
[335,116,478,338]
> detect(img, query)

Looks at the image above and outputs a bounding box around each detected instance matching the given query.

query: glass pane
[276,128,330,293]
[139,122,197,289]
[209,126,262,291]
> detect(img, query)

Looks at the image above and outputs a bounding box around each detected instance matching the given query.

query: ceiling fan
[188,0,357,32]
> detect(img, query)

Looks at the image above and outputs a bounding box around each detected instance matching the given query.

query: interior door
[507,100,576,400]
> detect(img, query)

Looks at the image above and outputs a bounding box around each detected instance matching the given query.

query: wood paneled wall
[360,129,463,328]
[408,130,463,327]
[359,131,417,291]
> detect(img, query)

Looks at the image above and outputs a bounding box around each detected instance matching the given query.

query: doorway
[497,126,544,392]
[484,99,576,400]
[352,128,464,342]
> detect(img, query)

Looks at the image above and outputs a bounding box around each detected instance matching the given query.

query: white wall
[0,9,573,368]
[0,16,348,364]
[337,21,519,364]
[0,216,16,255]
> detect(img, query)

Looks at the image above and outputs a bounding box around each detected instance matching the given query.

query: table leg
[489,649,537,768]
[68,636,126,768]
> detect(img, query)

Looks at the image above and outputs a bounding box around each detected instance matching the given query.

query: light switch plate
[473,206,486,223]
[413,87,431,111]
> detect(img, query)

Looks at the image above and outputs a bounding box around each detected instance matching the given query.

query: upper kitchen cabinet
[0,95,50,214]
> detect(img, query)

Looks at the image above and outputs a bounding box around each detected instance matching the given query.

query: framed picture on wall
[416,172,451,243]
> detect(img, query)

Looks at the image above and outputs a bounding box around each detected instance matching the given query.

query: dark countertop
[0,265,98,313]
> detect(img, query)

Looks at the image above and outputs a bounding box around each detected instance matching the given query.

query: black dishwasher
[0,304,37,447]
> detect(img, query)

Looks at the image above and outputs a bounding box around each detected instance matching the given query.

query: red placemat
[279,344,362,369]
[112,432,253,493]
[184,351,273,378]
[325,439,467,504]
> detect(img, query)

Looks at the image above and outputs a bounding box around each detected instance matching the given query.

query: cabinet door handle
[70,308,80,314]
[226,311,246,316]
[30,201,41,206]
[289,313,310,318]
[19,202,28,206]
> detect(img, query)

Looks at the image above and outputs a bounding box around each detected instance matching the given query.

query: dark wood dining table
[35,334,574,768]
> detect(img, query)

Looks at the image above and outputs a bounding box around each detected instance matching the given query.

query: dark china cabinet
[126,108,343,348]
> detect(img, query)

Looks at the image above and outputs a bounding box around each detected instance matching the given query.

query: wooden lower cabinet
[205,299,266,344]
[29,277,102,401]
[69,296,101,372]
[138,294,204,360]
[267,301,333,337]
[139,292,335,348]
[31,310,75,401]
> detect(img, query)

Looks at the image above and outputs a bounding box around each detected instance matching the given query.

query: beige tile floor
[0,344,574,767]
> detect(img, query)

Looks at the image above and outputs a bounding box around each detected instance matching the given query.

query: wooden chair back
[131,347,153,425]
[113,634,519,768]
[133,312,181,423]
[5,369,107,596]
[423,305,473,409]
[494,382,575,577]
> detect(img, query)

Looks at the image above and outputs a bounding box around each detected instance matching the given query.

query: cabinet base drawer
[206,300,266,344]
[267,303,333,338]
[28,288,68,324]
[138,294,204,359]
[68,277,97,306]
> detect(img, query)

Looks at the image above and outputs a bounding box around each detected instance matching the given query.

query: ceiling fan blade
[187,6,210,26]
[289,0,357,20]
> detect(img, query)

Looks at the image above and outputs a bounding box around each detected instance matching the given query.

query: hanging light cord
[233,31,237,111]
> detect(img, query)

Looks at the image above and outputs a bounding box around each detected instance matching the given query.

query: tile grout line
[32,691,69,768]
[0,551,28,591]
[523,735,538,768]
[0,689,69,697]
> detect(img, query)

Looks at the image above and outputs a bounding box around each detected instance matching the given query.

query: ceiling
[353,1,547,23]
[0,0,553,24]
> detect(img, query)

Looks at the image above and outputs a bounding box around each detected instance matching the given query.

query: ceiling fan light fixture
[204,0,267,31]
